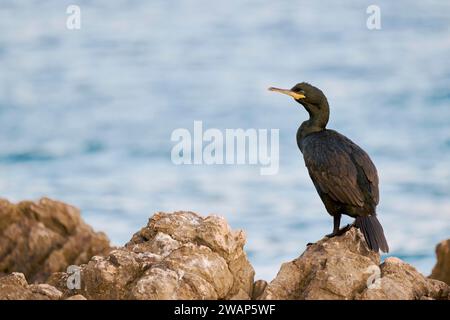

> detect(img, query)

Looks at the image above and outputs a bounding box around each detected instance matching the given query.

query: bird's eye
[291,86,305,94]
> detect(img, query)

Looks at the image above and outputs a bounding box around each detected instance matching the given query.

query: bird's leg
[326,214,341,238]
[308,214,353,247]
[326,214,354,238]
[336,223,353,235]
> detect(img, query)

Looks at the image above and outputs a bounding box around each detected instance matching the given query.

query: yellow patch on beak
[268,87,305,100]
[290,92,306,100]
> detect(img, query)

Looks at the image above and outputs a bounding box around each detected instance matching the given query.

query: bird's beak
[268,87,306,100]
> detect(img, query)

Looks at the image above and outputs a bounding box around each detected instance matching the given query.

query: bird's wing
[302,131,378,207]
[348,141,379,204]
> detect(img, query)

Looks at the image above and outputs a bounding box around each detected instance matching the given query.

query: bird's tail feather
[355,215,389,253]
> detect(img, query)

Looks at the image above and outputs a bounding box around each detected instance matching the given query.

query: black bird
[269,82,389,253]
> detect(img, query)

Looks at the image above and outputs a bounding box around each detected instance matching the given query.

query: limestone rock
[356,257,449,300]
[65,294,87,300]
[0,197,111,283]
[0,273,62,300]
[2,197,447,301]
[48,211,255,300]
[430,239,450,285]
[252,280,268,300]
[260,228,449,300]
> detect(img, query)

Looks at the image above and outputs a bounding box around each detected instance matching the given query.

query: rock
[356,257,449,300]
[65,294,87,300]
[0,197,111,283]
[1,197,447,300]
[261,228,379,300]
[430,239,450,285]
[260,228,449,300]
[252,280,268,300]
[0,273,62,300]
[48,211,255,300]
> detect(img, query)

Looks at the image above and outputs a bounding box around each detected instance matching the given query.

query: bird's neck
[297,100,329,149]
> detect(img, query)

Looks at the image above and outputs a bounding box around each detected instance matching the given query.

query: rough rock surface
[356,257,449,300]
[430,239,450,285]
[0,198,111,283]
[0,272,62,300]
[48,211,255,300]
[252,279,268,300]
[0,272,86,300]
[1,198,448,300]
[260,228,449,300]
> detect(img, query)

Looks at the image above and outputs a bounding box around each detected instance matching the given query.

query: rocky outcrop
[0,198,111,283]
[260,228,449,300]
[0,272,62,300]
[0,198,448,300]
[48,211,255,300]
[356,257,448,300]
[0,272,86,300]
[430,239,450,285]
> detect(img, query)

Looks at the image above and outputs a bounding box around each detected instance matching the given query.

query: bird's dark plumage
[269,82,389,252]
[300,130,378,212]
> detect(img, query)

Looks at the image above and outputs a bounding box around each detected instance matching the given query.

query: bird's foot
[325,224,352,238]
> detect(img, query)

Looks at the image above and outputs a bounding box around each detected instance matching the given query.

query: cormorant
[269,82,389,253]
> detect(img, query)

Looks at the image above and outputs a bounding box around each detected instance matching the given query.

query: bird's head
[268,82,328,116]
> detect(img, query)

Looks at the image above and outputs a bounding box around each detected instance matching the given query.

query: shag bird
[269,82,389,253]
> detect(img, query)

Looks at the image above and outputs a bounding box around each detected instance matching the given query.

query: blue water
[1,1,449,280]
